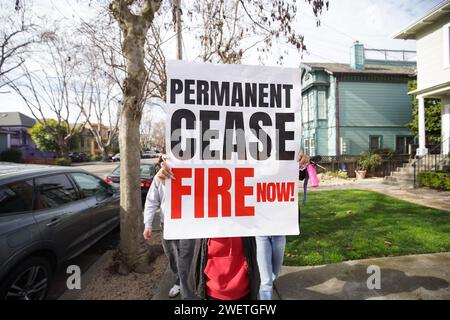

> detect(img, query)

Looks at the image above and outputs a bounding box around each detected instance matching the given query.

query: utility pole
[174,0,182,60]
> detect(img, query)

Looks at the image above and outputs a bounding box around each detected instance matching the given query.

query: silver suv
[0,163,120,300]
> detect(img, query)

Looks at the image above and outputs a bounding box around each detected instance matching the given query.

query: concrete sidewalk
[152,252,449,300]
[275,252,450,300]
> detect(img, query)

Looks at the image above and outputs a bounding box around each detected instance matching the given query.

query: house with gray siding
[300,42,416,157]
[0,112,50,160]
[0,130,8,153]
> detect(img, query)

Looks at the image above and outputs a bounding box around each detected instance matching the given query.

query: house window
[310,134,316,156]
[395,136,414,154]
[318,91,326,119]
[302,96,308,123]
[369,135,382,151]
[21,131,27,145]
[304,138,310,156]
[308,92,314,122]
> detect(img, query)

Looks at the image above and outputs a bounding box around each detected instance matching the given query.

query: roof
[394,0,450,40]
[0,112,36,128]
[0,162,88,183]
[302,62,416,76]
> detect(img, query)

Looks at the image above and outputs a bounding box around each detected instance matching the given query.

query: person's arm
[298,151,309,181]
[142,178,161,240]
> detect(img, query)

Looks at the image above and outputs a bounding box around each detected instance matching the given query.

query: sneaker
[168,285,180,298]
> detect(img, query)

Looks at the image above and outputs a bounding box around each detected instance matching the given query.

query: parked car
[104,160,158,206]
[111,153,120,162]
[142,151,158,159]
[69,152,90,163]
[154,150,162,158]
[0,163,120,300]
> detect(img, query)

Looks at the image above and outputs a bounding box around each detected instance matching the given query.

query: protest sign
[164,60,301,239]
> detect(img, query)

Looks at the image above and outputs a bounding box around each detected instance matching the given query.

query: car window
[112,166,120,175]
[71,173,112,201]
[35,174,78,210]
[140,165,153,177]
[0,180,34,214]
[112,164,156,177]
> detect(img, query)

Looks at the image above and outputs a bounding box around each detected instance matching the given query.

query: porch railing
[318,154,410,178]
[413,137,450,187]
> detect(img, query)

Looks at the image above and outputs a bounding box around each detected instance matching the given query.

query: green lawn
[285,190,450,266]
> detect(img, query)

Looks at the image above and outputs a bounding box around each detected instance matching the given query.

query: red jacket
[205,237,250,300]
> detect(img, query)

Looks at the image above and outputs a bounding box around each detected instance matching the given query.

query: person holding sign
[156,160,260,300]
[161,61,303,300]
[143,156,196,299]
[256,151,309,300]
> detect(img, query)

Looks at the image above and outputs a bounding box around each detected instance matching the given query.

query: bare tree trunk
[119,107,150,272]
[174,0,182,60]
[111,0,162,273]
[101,148,110,162]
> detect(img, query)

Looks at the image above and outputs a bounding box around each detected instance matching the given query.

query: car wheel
[0,256,52,300]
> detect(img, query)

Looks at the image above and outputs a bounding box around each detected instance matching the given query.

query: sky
[0,0,443,118]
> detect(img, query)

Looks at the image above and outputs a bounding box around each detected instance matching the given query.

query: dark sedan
[0,163,120,300]
[104,160,158,206]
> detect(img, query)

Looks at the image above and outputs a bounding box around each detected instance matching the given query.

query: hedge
[417,172,450,191]
[0,148,22,163]
[55,157,72,166]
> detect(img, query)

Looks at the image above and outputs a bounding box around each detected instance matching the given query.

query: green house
[300,42,416,157]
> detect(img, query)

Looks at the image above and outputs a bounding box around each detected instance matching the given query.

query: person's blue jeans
[256,236,286,300]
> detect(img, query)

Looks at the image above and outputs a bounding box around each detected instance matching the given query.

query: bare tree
[0,1,38,92]
[189,0,329,64]
[76,0,167,272]
[149,119,164,152]
[73,45,121,161]
[7,34,83,159]
[109,0,163,273]
[140,111,154,151]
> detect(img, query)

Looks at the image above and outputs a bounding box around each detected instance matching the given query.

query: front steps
[384,155,449,188]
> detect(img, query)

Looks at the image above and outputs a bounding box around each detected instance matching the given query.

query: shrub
[356,151,381,171]
[0,148,22,163]
[417,172,450,191]
[55,157,72,166]
[326,170,348,179]
[91,154,102,161]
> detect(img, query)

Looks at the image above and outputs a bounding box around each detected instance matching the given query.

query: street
[71,161,119,178]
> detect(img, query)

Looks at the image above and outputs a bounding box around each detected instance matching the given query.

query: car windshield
[140,165,156,177]
[112,164,155,177]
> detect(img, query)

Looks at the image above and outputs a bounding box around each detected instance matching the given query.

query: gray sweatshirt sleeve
[143,178,161,230]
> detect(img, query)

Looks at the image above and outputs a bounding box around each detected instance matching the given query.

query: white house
[394,0,450,156]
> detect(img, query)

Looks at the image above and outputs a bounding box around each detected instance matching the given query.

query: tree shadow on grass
[275,262,449,300]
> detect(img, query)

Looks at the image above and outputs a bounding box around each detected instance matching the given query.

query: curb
[151,266,179,300]
[58,250,114,300]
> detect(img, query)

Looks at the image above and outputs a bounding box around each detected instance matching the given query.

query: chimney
[350,41,365,70]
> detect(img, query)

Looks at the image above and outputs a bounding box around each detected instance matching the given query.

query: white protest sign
[164,60,301,239]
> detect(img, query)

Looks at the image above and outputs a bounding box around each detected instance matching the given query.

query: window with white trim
[308,92,314,122]
[304,138,310,156]
[318,91,326,119]
[302,95,308,123]
[310,134,316,156]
